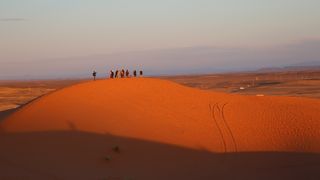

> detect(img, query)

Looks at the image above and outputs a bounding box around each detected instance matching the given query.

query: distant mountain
[1,40,320,79]
[258,65,320,73]
[290,61,320,67]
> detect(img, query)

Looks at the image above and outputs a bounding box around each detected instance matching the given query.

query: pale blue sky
[0,0,320,78]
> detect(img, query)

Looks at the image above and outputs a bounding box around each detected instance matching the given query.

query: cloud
[0,18,27,22]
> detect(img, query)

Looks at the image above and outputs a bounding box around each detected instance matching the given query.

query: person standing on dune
[92,71,97,81]
[118,70,121,78]
[133,70,137,77]
[126,69,130,77]
[109,70,114,79]
[140,70,143,77]
[121,69,125,78]
[115,70,119,78]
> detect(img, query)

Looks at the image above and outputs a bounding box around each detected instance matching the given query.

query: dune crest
[1,78,320,153]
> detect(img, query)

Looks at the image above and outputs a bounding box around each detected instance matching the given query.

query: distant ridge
[1,40,320,79]
[257,65,320,73]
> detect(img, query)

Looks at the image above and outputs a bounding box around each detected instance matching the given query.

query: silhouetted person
[139,70,143,77]
[121,69,125,78]
[92,71,97,80]
[133,70,137,77]
[110,70,114,79]
[125,69,130,77]
[115,70,119,78]
[118,70,121,78]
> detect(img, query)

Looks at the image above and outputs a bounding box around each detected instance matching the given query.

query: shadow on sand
[0,131,319,180]
[0,108,18,122]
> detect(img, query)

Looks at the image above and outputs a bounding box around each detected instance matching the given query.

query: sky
[0,0,320,79]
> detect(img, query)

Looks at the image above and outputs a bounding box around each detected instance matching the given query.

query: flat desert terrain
[0,79,85,113]
[164,70,320,98]
[0,77,319,179]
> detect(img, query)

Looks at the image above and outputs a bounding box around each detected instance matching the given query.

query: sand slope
[2,78,320,152]
[0,78,320,179]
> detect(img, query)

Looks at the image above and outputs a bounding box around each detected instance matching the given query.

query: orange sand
[0,78,319,179]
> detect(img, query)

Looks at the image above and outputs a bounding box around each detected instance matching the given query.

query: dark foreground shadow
[0,108,18,122]
[0,131,319,180]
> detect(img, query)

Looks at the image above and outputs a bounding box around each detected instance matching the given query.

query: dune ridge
[1,78,319,153]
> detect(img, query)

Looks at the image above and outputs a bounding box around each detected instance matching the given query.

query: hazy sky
[0,0,320,79]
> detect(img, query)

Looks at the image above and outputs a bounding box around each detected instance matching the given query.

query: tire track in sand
[209,103,227,152]
[221,103,238,152]
[209,102,237,153]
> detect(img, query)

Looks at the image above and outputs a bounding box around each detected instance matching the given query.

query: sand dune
[2,78,320,152]
[0,78,320,179]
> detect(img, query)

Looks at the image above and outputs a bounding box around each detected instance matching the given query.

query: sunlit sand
[1,78,319,179]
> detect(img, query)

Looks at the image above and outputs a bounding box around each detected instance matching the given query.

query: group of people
[92,69,143,80]
[109,69,143,79]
